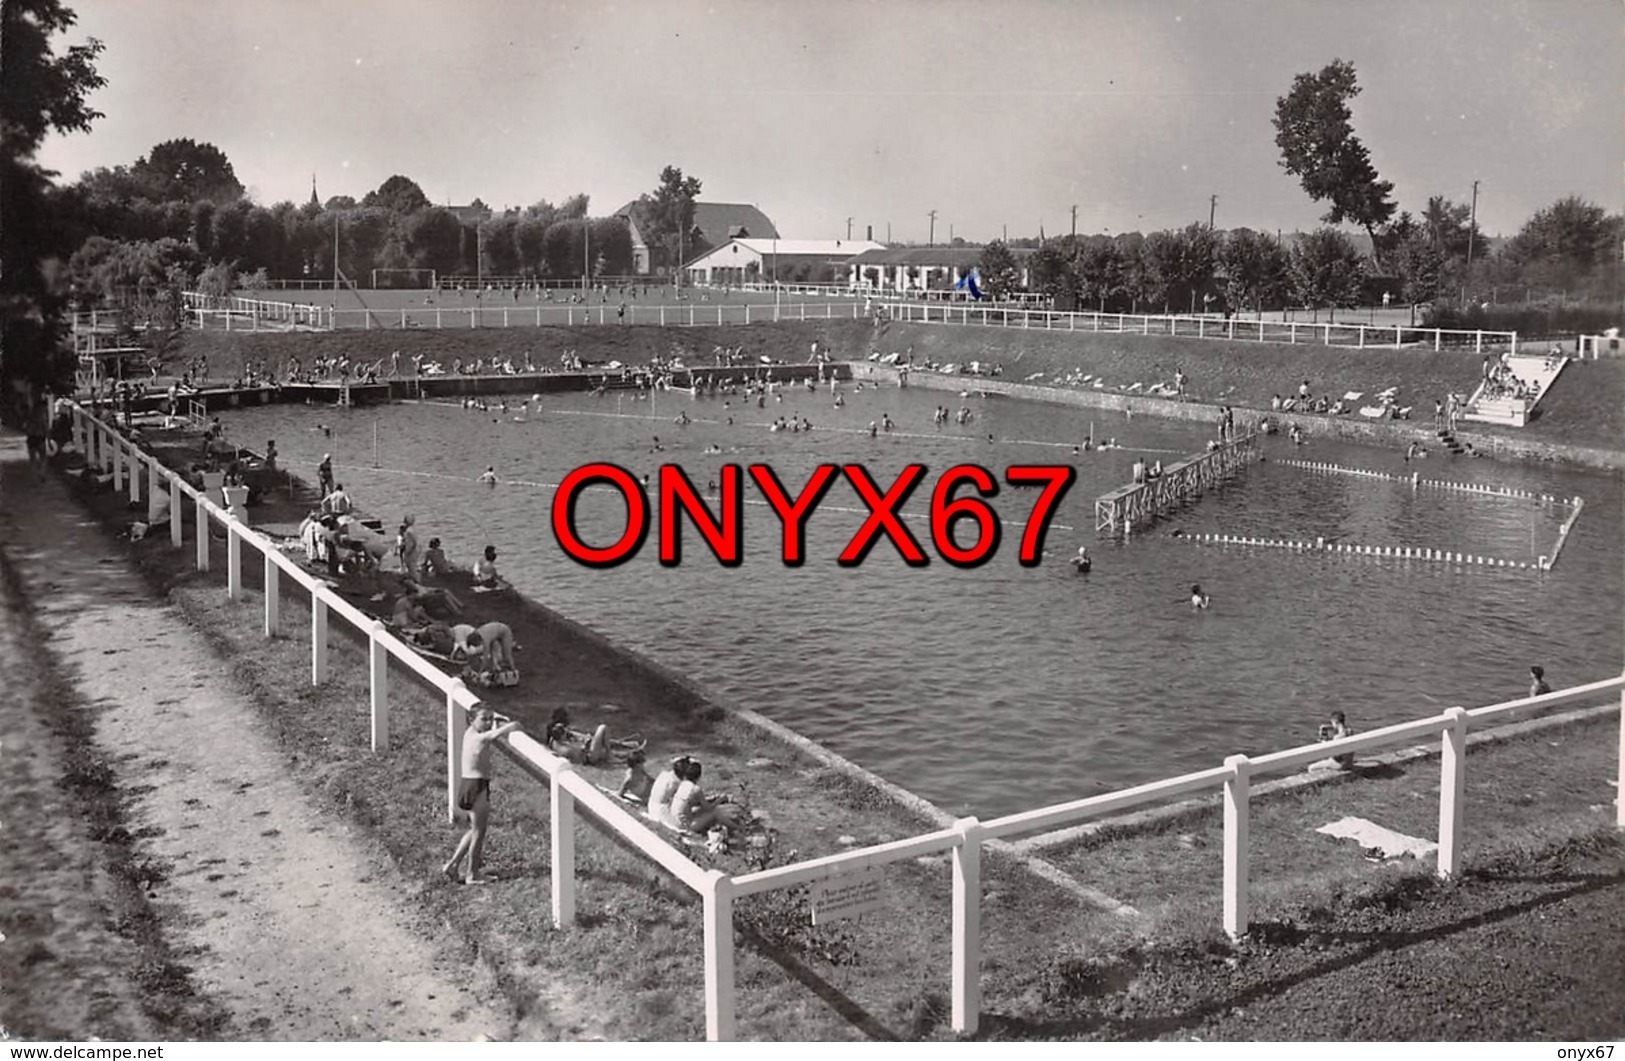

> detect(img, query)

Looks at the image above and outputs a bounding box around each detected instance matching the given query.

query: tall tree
[402,208,463,275]
[977,240,1021,300]
[363,174,431,215]
[1287,228,1366,321]
[1,0,106,391]
[1216,228,1289,317]
[1073,237,1128,312]
[638,166,702,272]
[129,138,244,203]
[1273,60,1396,256]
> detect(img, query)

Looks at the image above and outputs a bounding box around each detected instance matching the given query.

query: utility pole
[1465,180,1480,267]
[1209,194,1218,230]
[1464,179,1480,306]
[584,218,591,290]
[1070,204,1078,239]
[846,216,853,240]
[928,209,938,247]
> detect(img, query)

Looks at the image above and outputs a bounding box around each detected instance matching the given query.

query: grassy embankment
[55,416,1625,1040]
[179,318,1624,458]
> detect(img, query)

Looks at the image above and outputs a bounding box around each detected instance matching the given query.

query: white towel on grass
[1316,816,1438,859]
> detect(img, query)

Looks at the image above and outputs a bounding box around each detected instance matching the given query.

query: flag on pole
[954,268,983,300]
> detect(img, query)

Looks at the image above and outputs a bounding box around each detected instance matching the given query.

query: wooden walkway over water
[1095,433,1259,534]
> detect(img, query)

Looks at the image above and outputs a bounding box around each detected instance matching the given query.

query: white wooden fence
[68,403,1622,1041]
[181,289,1519,354]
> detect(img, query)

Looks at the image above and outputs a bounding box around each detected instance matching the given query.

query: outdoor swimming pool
[222,380,1623,817]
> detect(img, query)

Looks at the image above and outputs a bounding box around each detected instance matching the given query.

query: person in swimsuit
[442,708,522,884]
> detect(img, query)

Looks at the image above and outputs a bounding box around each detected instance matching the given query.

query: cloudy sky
[35,0,1622,242]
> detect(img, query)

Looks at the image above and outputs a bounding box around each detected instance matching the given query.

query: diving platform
[1095,433,1259,534]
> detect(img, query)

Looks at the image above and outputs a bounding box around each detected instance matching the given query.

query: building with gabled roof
[683,238,884,285]
[613,201,780,275]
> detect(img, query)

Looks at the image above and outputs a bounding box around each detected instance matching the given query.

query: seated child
[1317,711,1354,769]
[618,749,653,806]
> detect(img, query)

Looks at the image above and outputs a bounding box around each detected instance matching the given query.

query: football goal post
[370,267,437,290]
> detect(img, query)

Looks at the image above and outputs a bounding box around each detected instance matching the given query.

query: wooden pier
[1095,433,1259,534]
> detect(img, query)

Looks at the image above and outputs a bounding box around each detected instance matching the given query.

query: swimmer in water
[1071,546,1091,572]
[478,466,498,486]
[868,421,878,438]
[1190,584,1210,609]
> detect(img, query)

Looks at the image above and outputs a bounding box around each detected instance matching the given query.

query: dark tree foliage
[1,0,106,391]
[638,165,702,271]
[977,240,1021,300]
[1273,60,1396,254]
[363,174,431,215]
[130,138,244,204]
[1287,227,1366,320]
[1216,228,1289,316]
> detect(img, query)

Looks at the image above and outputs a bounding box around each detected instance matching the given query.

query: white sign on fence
[809,867,885,925]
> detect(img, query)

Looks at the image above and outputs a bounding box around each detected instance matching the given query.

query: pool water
[222,380,1623,817]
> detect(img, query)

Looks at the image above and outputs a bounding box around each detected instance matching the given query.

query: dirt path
[0,435,514,1041]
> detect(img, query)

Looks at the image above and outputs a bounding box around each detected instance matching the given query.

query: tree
[1026,242,1074,302]
[130,138,244,203]
[1420,195,1481,262]
[480,215,520,276]
[638,166,702,272]
[1136,231,1178,312]
[363,175,430,215]
[1506,196,1619,271]
[339,208,394,282]
[977,240,1021,300]
[1390,230,1446,322]
[325,194,358,211]
[1073,237,1128,312]
[590,217,633,277]
[1287,228,1366,321]
[1273,60,1396,255]
[514,217,548,274]
[1216,228,1289,316]
[557,193,589,220]
[67,237,200,367]
[1,0,106,391]
[402,208,463,275]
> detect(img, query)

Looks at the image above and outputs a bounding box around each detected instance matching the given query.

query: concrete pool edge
[862,363,1625,473]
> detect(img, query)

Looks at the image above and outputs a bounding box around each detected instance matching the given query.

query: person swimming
[1071,546,1092,573]
[477,466,498,485]
[1190,584,1210,609]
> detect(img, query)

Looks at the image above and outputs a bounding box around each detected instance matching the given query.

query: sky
[34,0,1624,243]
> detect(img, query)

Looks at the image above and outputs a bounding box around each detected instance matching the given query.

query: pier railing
[69,403,1623,1042]
[1095,433,1259,533]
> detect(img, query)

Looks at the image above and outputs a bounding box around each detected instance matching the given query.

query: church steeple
[309,172,320,208]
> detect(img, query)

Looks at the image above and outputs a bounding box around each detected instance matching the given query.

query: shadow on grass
[736,923,902,1042]
[981,834,1625,1041]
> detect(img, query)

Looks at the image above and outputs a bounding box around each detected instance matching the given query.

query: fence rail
[65,403,1621,1041]
[182,290,1519,353]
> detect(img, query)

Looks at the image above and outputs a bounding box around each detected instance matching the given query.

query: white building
[683,238,885,286]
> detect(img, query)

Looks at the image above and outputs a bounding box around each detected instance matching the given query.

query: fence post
[446,680,467,823]
[226,520,242,599]
[1475,330,1483,353]
[311,594,329,685]
[111,435,124,491]
[551,764,576,928]
[195,496,210,571]
[169,476,183,547]
[1223,753,1251,938]
[1617,670,1625,830]
[369,620,389,751]
[1434,329,1442,352]
[703,869,737,1041]
[951,816,983,1035]
[263,554,280,637]
[146,456,160,515]
[129,443,143,503]
[1437,706,1468,877]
